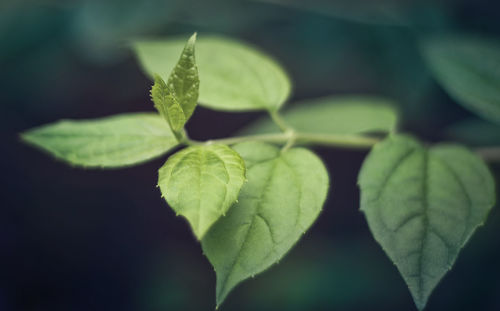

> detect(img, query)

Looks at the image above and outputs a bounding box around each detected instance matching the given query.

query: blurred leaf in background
[240,96,398,135]
[422,34,500,124]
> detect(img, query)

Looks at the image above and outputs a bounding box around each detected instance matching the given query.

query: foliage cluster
[21,33,499,310]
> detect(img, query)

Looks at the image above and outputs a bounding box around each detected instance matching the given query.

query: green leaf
[21,113,178,168]
[202,142,329,307]
[240,96,398,135]
[358,135,495,310]
[422,35,500,124]
[150,33,199,133]
[134,35,291,111]
[158,144,246,240]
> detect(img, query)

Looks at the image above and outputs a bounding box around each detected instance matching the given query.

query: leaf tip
[414,299,427,311]
[19,130,32,143]
[152,73,166,86]
[215,287,230,310]
[194,230,205,241]
[189,32,197,44]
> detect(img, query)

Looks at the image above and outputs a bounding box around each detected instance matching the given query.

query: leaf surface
[21,113,178,168]
[150,33,199,132]
[423,35,500,123]
[135,35,291,111]
[158,144,246,239]
[358,135,495,310]
[240,96,398,135]
[202,142,329,307]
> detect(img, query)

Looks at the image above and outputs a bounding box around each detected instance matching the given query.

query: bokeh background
[2,0,500,310]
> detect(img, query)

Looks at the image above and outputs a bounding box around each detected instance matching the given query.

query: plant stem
[202,132,379,149]
[296,133,379,148]
[189,133,500,161]
[269,110,291,132]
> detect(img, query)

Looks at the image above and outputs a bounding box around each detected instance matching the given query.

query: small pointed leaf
[202,142,329,307]
[135,35,291,111]
[21,113,178,168]
[158,144,246,239]
[358,135,495,310]
[150,33,199,132]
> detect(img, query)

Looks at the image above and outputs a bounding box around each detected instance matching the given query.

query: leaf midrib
[217,156,281,302]
[416,150,429,304]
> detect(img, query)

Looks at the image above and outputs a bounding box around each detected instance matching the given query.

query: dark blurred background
[2,0,500,310]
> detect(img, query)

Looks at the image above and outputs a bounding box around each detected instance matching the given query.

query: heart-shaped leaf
[358,135,495,310]
[158,144,246,239]
[202,142,329,307]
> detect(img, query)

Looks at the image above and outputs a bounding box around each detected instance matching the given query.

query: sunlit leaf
[21,113,178,168]
[150,33,199,133]
[202,142,329,307]
[158,144,246,239]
